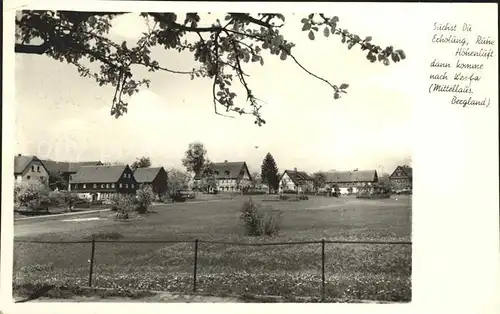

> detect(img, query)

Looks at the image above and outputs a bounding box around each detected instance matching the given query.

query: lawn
[13,195,412,302]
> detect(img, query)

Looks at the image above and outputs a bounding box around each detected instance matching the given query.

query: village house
[41,159,103,190]
[69,164,138,201]
[14,154,50,185]
[193,161,252,193]
[133,167,168,197]
[389,165,413,191]
[324,169,379,195]
[279,168,314,193]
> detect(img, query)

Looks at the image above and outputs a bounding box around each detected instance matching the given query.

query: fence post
[321,239,325,302]
[193,239,199,293]
[88,239,96,287]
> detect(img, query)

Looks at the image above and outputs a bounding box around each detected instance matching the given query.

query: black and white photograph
[2,0,499,311]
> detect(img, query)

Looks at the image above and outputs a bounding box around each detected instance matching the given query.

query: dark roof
[324,170,378,183]
[400,166,413,177]
[41,160,102,174]
[194,161,249,180]
[69,165,128,184]
[281,170,313,185]
[14,155,37,174]
[133,167,164,183]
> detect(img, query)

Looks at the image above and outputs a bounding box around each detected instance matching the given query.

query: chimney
[17,153,22,157]
[294,167,297,172]
[224,160,228,163]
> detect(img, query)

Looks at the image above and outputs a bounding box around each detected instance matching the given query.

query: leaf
[332,16,339,23]
[308,30,315,40]
[302,23,311,31]
[391,52,400,63]
[301,18,308,23]
[397,50,406,60]
[383,59,390,66]
[308,13,314,19]
[280,51,287,61]
[364,36,372,42]
[334,93,340,99]
[323,27,330,37]
[340,83,349,89]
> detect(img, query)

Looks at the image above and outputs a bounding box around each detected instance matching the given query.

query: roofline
[15,155,49,175]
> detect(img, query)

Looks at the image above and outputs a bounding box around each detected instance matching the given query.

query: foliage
[298,195,309,200]
[357,183,391,199]
[331,185,341,197]
[312,172,326,191]
[48,190,81,211]
[87,231,124,240]
[15,11,405,125]
[239,198,282,236]
[167,168,191,194]
[15,181,51,210]
[261,153,279,193]
[198,160,218,192]
[115,194,136,217]
[182,141,208,175]
[131,156,152,170]
[250,172,261,188]
[48,170,69,191]
[242,190,266,195]
[136,184,155,213]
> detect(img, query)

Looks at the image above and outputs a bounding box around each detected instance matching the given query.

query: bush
[298,195,309,200]
[115,194,136,215]
[242,190,267,195]
[48,191,82,211]
[239,198,282,236]
[15,181,50,211]
[136,185,155,214]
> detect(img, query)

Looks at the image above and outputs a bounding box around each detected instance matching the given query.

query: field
[13,195,412,302]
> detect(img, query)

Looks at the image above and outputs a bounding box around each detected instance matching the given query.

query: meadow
[13,195,412,302]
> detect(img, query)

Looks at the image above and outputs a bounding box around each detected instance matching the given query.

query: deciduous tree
[131,156,152,170]
[182,141,208,176]
[15,11,406,125]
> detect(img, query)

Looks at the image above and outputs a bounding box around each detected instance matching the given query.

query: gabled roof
[324,170,378,183]
[14,155,37,174]
[133,167,165,183]
[281,170,313,185]
[41,160,102,174]
[389,165,413,178]
[400,166,413,177]
[194,161,250,180]
[70,165,129,184]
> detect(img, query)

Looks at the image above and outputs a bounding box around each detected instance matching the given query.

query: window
[123,173,127,178]
[101,184,105,188]
[93,184,97,188]
[106,184,110,188]
[37,166,40,172]
[112,183,115,188]
[131,184,134,188]
[125,184,128,188]
[31,166,35,172]
[83,184,86,189]
[27,175,31,180]
[119,183,123,188]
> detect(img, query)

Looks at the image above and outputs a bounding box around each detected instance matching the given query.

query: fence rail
[14,238,412,301]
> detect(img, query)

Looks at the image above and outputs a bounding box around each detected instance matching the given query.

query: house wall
[152,168,168,196]
[389,167,412,190]
[16,160,50,185]
[279,172,297,192]
[116,166,139,194]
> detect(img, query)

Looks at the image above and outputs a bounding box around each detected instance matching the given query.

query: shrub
[115,194,136,215]
[136,185,155,214]
[298,195,309,200]
[242,190,267,195]
[15,181,50,211]
[279,194,289,201]
[48,191,82,211]
[239,198,282,236]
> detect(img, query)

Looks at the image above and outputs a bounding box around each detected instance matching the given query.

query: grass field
[14,195,412,302]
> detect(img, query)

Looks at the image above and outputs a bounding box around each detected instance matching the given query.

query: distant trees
[198,161,217,192]
[131,156,152,170]
[48,170,68,191]
[312,171,326,191]
[260,153,279,193]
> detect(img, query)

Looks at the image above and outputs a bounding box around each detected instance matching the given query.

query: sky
[15,9,414,175]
